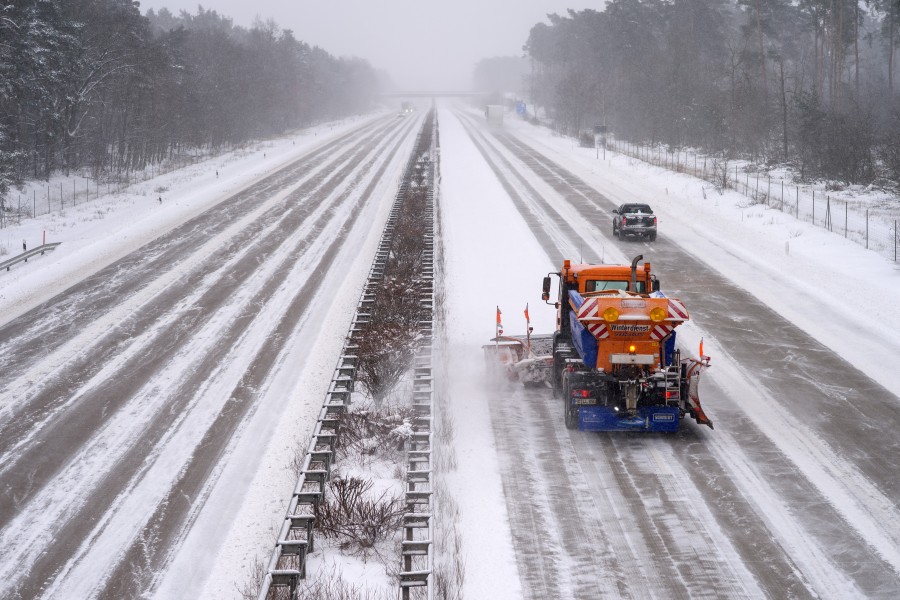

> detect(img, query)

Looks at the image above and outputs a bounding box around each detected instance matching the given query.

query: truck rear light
[572,389,591,398]
[622,217,626,226]
[665,390,679,399]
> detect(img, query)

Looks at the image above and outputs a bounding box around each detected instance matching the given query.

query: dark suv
[612,203,657,241]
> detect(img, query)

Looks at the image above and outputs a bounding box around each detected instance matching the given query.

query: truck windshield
[586,280,646,293]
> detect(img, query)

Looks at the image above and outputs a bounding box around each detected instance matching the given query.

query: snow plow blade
[683,355,713,429]
[482,334,553,386]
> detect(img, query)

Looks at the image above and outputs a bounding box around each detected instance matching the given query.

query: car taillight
[653,216,657,224]
[621,217,627,226]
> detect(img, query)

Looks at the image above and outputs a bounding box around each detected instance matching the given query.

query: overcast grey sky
[137,1,599,90]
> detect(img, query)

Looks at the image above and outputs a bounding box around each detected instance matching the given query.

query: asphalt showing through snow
[0,114,422,599]
[455,109,900,599]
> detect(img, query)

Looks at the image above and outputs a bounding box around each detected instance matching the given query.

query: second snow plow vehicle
[537,255,713,432]
[483,334,554,386]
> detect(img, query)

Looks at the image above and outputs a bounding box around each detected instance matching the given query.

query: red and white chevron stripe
[650,324,675,340]
[576,298,599,322]
[667,298,689,320]
[587,322,610,339]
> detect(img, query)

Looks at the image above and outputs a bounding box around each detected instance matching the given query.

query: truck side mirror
[541,276,551,301]
[653,279,661,292]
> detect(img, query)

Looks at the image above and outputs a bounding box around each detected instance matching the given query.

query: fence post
[845,203,848,238]
[812,190,815,225]
[866,209,869,249]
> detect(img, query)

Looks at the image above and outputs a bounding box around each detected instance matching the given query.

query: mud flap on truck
[682,356,714,429]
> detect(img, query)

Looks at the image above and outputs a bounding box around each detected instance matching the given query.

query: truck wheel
[649,233,657,242]
[563,377,578,429]
[564,400,578,429]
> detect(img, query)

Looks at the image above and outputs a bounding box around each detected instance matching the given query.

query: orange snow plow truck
[541,255,713,432]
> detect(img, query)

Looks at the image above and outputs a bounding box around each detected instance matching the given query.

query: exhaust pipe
[630,255,643,292]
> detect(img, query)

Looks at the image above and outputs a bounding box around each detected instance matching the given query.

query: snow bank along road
[0,113,422,599]
[447,107,900,599]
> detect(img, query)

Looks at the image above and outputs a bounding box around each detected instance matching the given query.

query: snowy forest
[524,0,900,185]
[0,0,378,199]
[5,0,900,203]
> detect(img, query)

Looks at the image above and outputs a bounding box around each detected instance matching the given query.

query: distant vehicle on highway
[612,203,657,241]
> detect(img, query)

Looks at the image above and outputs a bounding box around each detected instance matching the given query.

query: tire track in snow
[0,117,396,458]
[452,109,765,598]
[90,115,421,600]
[487,124,900,597]
[485,378,565,600]
[454,111,589,266]
[0,115,420,600]
[0,118,403,531]
[0,116,388,382]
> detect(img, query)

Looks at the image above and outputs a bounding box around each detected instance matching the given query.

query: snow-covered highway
[440,106,900,599]
[0,103,898,599]
[0,113,422,599]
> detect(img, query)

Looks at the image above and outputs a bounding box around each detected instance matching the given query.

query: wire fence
[606,138,900,263]
[1,177,129,228]
[0,149,227,230]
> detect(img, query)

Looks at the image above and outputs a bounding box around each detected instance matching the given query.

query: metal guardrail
[400,130,436,599]
[0,243,62,272]
[258,113,437,600]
